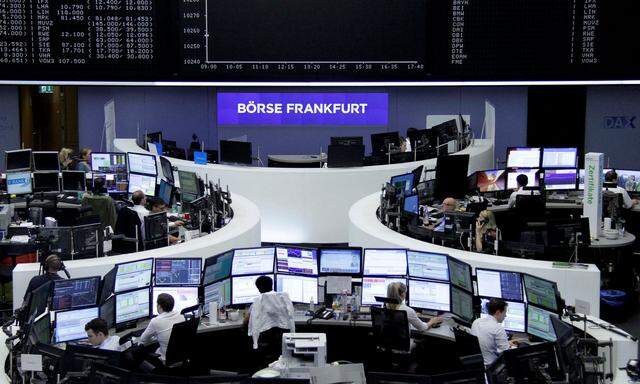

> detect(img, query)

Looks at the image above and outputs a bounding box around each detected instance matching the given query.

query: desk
[589,232,636,249]
[267,154,327,168]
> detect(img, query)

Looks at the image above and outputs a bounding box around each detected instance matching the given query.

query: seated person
[424,197,458,232]
[24,254,64,301]
[139,293,185,361]
[603,170,638,209]
[385,282,442,333]
[82,177,117,229]
[85,318,120,351]
[475,210,498,252]
[76,148,92,173]
[131,192,179,244]
[508,174,539,208]
[151,199,185,228]
[471,298,517,366]
[247,275,295,350]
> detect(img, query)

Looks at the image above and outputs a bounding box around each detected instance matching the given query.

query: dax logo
[604,116,636,129]
[7,178,28,185]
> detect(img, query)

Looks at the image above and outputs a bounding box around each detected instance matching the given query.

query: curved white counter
[115,138,494,243]
[348,192,602,317]
[12,193,261,309]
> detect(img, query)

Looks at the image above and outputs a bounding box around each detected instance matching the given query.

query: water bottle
[309,297,315,313]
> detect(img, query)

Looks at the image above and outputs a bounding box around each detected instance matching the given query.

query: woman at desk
[385,282,442,332]
[475,210,498,252]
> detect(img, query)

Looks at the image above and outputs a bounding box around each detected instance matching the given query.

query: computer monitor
[276,274,319,304]
[447,257,473,293]
[403,195,419,216]
[115,288,150,325]
[154,258,202,286]
[148,142,163,156]
[32,172,60,193]
[363,249,407,276]
[220,140,252,165]
[158,179,174,205]
[151,286,199,316]
[178,170,200,198]
[506,169,540,190]
[160,156,175,184]
[408,279,450,312]
[526,305,558,342]
[53,306,99,344]
[28,281,53,320]
[232,247,275,276]
[203,279,231,313]
[61,170,86,192]
[114,258,153,293]
[543,169,577,191]
[72,223,102,258]
[435,154,470,199]
[502,342,563,383]
[91,152,127,173]
[542,148,577,169]
[450,285,474,324]
[203,250,234,285]
[407,251,449,281]
[578,168,610,190]
[476,268,523,301]
[330,136,364,146]
[390,173,415,195]
[52,276,101,311]
[327,144,365,168]
[475,169,507,193]
[143,212,167,244]
[5,149,32,172]
[128,173,156,196]
[30,314,51,345]
[32,151,60,172]
[276,246,318,276]
[547,218,591,248]
[127,153,157,175]
[407,128,437,151]
[146,131,163,145]
[100,296,115,329]
[92,172,129,194]
[523,274,559,313]
[99,268,116,304]
[480,298,526,333]
[231,274,274,305]
[506,147,541,168]
[370,132,401,156]
[361,277,406,307]
[6,171,32,195]
[614,169,640,192]
[318,248,362,275]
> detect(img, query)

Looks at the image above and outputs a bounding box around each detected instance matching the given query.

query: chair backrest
[164,317,198,367]
[88,362,131,384]
[115,207,141,237]
[452,327,484,368]
[370,306,410,352]
[602,190,623,220]
[515,193,545,218]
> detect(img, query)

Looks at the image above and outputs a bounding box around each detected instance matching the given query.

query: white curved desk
[115,138,494,243]
[348,192,602,317]
[12,193,262,310]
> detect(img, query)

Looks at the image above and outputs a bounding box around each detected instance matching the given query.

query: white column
[583,152,604,239]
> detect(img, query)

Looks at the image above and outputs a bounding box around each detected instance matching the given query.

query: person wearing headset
[23,254,65,301]
[475,210,498,252]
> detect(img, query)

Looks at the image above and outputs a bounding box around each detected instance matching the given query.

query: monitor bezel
[362,248,408,277]
[407,278,451,312]
[126,152,158,176]
[541,147,578,169]
[231,246,276,277]
[203,250,235,285]
[153,257,203,286]
[52,275,101,311]
[318,246,363,276]
[5,149,33,172]
[61,170,87,193]
[127,172,157,197]
[274,244,319,276]
[475,267,524,302]
[479,296,528,334]
[406,249,450,282]
[53,306,100,344]
[522,273,560,313]
[114,287,151,325]
[32,151,60,172]
[275,273,320,304]
[506,147,542,169]
[114,258,154,294]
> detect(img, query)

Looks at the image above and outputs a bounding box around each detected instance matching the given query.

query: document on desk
[326,276,352,295]
[310,364,366,384]
[10,235,30,244]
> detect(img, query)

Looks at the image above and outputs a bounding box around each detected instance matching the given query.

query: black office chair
[370,306,412,372]
[515,193,547,244]
[253,326,290,371]
[113,207,142,254]
[452,327,484,370]
[129,373,188,384]
[602,189,623,222]
[88,362,132,384]
[164,317,199,374]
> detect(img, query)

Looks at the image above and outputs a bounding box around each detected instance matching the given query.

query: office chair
[112,207,141,254]
[88,362,132,384]
[370,306,412,372]
[602,189,623,222]
[452,327,484,370]
[129,373,188,384]
[515,193,546,244]
[164,317,199,374]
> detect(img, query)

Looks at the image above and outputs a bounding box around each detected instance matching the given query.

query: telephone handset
[313,307,334,320]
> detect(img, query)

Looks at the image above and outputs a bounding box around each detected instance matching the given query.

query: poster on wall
[103,99,116,152]
[217,93,388,126]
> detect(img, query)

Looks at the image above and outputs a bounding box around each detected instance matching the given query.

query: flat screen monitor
[615,169,640,192]
[53,306,99,344]
[276,246,318,276]
[506,147,541,168]
[578,168,610,190]
[276,274,319,304]
[61,171,86,192]
[203,251,234,285]
[319,248,362,275]
[160,157,175,184]
[327,144,365,168]
[408,279,450,312]
[32,151,60,172]
[148,142,163,156]
[523,274,558,312]
[407,251,449,281]
[114,258,153,293]
[158,179,174,205]
[506,169,540,190]
[152,286,199,316]
[447,257,473,293]
[203,279,231,313]
[476,169,507,193]
[403,194,419,215]
[232,247,275,276]
[127,153,157,176]
[6,171,32,195]
[91,152,127,173]
[128,173,156,196]
[527,305,557,341]
[31,314,51,345]
[193,151,207,165]
[5,149,32,172]
[154,258,202,286]
[543,169,577,191]
[480,298,526,333]
[390,173,415,195]
[450,285,474,324]
[92,172,128,194]
[542,148,577,169]
[363,249,407,276]
[361,277,406,307]
[330,136,364,146]
[28,281,53,320]
[52,276,101,311]
[220,140,252,165]
[32,172,60,193]
[115,288,150,325]
[370,132,401,156]
[100,296,115,329]
[178,170,200,197]
[231,274,274,305]
[435,154,470,199]
[476,268,523,301]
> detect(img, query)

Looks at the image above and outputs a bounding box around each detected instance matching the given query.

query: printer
[276,333,327,378]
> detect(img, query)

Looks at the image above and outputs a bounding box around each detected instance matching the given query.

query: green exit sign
[38,85,54,94]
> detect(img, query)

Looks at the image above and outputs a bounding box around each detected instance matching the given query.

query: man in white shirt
[85,318,120,351]
[139,293,185,361]
[130,191,179,244]
[604,171,638,209]
[248,275,295,350]
[471,298,516,366]
[508,174,540,208]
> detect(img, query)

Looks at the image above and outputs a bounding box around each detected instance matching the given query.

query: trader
[475,210,498,252]
[604,170,638,209]
[247,275,295,350]
[23,254,64,301]
[76,148,92,173]
[85,318,120,351]
[385,282,442,332]
[138,293,185,361]
[471,298,517,366]
[507,174,539,209]
[425,197,458,232]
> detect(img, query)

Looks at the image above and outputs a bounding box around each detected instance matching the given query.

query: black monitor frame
[52,276,101,311]
[160,156,175,184]
[157,178,175,206]
[219,140,253,165]
[449,284,475,325]
[370,131,401,157]
[154,257,203,286]
[32,171,60,193]
[318,246,363,277]
[127,152,158,176]
[231,246,276,277]
[478,296,528,334]
[5,149,33,172]
[114,287,151,326]
[53,306,100,344]
[447,256,473,294]
[61,170,87,193]
[100,295,116,330]
[522,273,560,314]
[275,244,319,276]
[362,248,408,277]
[203,250,234,285]
[32,151,60,172]
[506,147,542,169]
[475,267,524,302]
[114,258,154,294]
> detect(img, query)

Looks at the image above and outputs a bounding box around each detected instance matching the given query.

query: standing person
[471,298,517,366]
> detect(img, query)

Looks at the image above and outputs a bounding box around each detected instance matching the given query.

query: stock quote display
[1,0,638,81]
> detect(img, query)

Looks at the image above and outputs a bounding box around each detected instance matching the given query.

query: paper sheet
[326,276,352,295]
